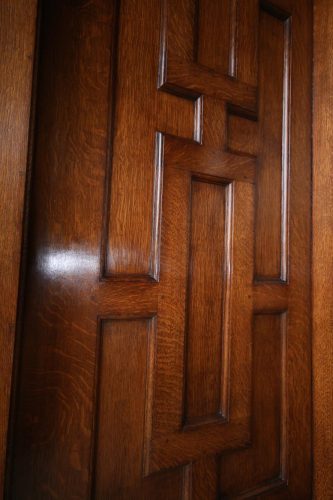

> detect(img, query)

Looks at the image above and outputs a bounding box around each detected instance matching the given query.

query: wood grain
[94,318,155,498]
[255,7,290,281]
[220,313,287,496]
[227,112,259,157]
[9,1,115,496]
[0,0,37,492]
[313,0,333,496]
[185,179,227,425]
[8,0,312,497]
[236,0,258,86]
[196,0,235,75]
[104,0,160,279]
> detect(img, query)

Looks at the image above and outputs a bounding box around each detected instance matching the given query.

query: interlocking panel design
[10,0,312,498]
[147,142,254,472]
[102,1,199,281]
[159,0,258,108]
[227,109,258,157]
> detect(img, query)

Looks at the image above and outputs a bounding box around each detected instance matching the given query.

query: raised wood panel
[163,136,257,184]
[147,160,254,473]
[104,0,159,280]
[161,0,259,90]
[163,0,292,282]
[8,0,312,498]
[104,0,198,281]
[159,0,257,111]
[157,92,197,140]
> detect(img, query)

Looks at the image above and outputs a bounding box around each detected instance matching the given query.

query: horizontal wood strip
[148,417,250,474]
[163,57,257,112]
[164,137,256,183]
[95,282,158,317]
[253,283,289,312]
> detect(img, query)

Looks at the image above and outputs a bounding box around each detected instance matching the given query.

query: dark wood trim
[0,0,38,492]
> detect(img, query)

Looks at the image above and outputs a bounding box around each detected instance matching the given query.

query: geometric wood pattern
[147,157,253,473]
[8,0,312,498]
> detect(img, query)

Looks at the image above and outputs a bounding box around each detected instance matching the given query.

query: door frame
[313,0,333,496]
[0,0,38,492]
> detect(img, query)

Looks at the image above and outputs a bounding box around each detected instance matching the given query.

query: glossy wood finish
[220,313,287,496]
[313,0,333,496]
[8,0,312,498]
[94,318,156,498]
[256,7,290,281]
[185,180,227,424]
[0,0,37,492]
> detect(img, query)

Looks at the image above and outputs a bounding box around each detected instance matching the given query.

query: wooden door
[8,0,312,498]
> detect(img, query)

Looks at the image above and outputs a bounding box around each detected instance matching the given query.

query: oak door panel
[9,0,312,498]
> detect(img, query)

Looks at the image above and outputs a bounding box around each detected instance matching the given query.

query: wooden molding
[0,0,37,492]
[313,0,333,496]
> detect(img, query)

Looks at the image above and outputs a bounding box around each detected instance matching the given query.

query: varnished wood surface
[0,0,37,493]
[8,0,312,498]
[313,0,333,496]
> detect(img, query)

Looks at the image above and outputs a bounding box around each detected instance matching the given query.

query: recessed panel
[196,0,235,75]
[184,178,228,425]
[255,9,290,281]
[94,318,155,498]
[227,113,259,157]
[220,312,287,496]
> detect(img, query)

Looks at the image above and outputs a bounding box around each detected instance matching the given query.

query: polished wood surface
[0,0,37,492]
[313,0,333,496]
[8,0,312,498]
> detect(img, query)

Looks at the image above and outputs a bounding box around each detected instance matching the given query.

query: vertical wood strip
[94,318,155,498]
[220,313,287,496]
[313,0,333,496]
[196,0,232,75]
[235,0,258,85]
[184,179,226,425]
[255,8,290,281]
[0,0,37,491]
